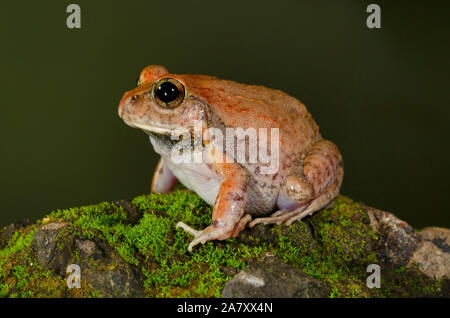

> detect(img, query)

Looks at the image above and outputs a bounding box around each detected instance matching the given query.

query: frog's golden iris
[151,77,186,108]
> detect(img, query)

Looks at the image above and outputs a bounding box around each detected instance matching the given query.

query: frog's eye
[152,78,186,108]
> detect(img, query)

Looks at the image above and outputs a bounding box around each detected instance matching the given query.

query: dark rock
[32,222,73,275]
[114,200,141,225]
[364,206,450,280]
[81,259,145,298]
[440,278,450,297]
[74,238,145,297]
[238,221,317,254]
[366,207,421,268]
[32,222,145,297]
[0,219,32,248]
[220,266,239,277]
[222,256,330,298]
[237,224,278,246]
[431,238,450,253]
[273,221,318,254]
[75,239,105,261]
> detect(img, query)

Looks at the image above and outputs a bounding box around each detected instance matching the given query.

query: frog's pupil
[156,82,179,103]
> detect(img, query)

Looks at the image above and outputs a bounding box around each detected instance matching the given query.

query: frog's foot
[177,215,252,252]
[175,222,227,252]
[176,222,210,252]
[249,207,307,227]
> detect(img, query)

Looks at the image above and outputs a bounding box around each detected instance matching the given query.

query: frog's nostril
[118,92,134,118]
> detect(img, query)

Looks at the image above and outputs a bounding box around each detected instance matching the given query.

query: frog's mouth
[124,120,196,148]
[124,120,175,135]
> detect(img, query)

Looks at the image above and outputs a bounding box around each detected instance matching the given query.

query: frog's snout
[118,92,129,118]
[118,89,140,119]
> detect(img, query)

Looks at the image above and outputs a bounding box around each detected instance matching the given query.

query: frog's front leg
[151,158,177,193]
[176,154,250,252]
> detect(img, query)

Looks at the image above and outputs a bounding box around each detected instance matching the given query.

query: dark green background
[0,1,449,228]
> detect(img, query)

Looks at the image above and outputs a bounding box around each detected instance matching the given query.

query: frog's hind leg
[249,139,343,227]
[284,181,341,226]
[248,201,307,226]
[249,183,340,226]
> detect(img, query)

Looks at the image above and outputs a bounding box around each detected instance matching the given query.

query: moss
[0,227,36,267]
[265,196,381,297]
[22,190,263,297]
[0,191,446,298]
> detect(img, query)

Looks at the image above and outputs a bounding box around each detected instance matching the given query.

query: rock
[408,227,450,279]
[80,257,145,298]
[76,237,145,298]
[32,222,72,275]
[238,224,278,246]
[114,200,142,225]
[365,207,450,280]
[32,222,145,297]
[238,221,317,254]
[0,193,447,298]
[75,239,104,261]
[222,256,331,298]
[366,207,421,268]
[420,227,450,252]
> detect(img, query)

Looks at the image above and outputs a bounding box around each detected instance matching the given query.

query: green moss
[0,227,36,267]
[266,196,381,297]
[0,191,446,298]
[29,190,263,297]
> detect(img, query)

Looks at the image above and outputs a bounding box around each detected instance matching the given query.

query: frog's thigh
[286,139,343,202]
[250,139,343,226]
[283,180,341,225]
[151,158,177,193]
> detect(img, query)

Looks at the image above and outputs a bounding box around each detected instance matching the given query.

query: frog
[118,65,343,252]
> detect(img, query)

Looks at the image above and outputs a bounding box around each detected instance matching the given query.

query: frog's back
[184,74,322,157]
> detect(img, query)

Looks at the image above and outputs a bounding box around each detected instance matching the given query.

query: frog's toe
[187,236,208,252]
[176,222,202,237]
[249,209,299,227]
[176,222,207,252]
[185,228,220,252]
[176,223,228,252]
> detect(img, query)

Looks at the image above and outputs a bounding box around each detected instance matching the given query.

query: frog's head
[118,65,209,138]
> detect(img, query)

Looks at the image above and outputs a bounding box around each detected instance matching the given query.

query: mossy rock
[0,190,447,298]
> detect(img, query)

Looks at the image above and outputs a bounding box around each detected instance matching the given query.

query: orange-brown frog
[118,65,343,251]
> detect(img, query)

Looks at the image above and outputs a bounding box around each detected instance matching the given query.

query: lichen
[0,190,446,298]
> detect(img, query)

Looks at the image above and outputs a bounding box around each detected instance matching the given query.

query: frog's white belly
[164,159,222,206]
[148,135,222,205]
[148,135,221,205]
